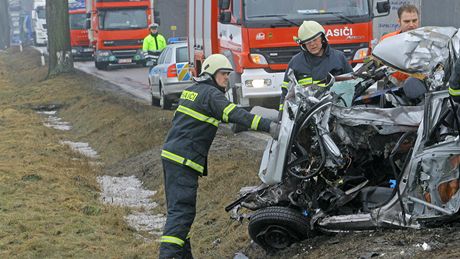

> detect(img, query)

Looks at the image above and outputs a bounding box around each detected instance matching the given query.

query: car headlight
[245,79,272,88]
[71,49,77,54]
[97,50,111,57]
[250,54,268,65]
[353,48,369,61]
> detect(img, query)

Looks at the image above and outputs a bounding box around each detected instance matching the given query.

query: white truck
[31,0,47,45]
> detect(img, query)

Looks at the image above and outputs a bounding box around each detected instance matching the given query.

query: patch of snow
[37,110,57,115]
[97,175,156,208]
[37,111,72,131]
[60,141,99,158]
[125,212,166,235]
[44,116,72,131]
[415,242,431,251]
[97,175,166,237]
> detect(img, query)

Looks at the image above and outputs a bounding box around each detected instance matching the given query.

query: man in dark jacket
[159,54,278,258]
[279,20,353,112]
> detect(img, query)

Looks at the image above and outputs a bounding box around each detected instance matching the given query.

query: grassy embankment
[0,48,267,258]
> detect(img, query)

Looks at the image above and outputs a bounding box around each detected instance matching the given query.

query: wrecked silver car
[226,27,460,252]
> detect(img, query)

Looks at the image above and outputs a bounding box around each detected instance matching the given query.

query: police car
[148,41,192,109]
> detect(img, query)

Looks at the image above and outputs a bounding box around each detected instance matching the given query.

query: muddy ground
[1,48,460,258]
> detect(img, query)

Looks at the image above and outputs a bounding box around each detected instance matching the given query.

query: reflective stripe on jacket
[162,79,272,175]
[142,34,167,52]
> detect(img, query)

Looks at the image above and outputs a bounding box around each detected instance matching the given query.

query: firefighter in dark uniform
[449,58,460,104]
[279,21,353,112]
[159,54,279,258]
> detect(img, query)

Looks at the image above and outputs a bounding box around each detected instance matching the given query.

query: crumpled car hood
[373,26,459,74]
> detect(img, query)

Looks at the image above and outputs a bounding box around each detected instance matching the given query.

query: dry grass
[0,47,268,258]
[0,48,166,258]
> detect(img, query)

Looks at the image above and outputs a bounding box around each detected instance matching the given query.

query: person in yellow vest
[142,23,167,54]
[379,4,420,83]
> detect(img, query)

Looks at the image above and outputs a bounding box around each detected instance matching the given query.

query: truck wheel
[248,206,312,252]
[95,61,108,70]
[159,84,172,110]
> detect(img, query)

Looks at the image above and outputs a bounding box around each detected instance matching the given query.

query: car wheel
[151,93,160,106]
[149,79,160,106]
[159,84,172,110]
[248,206,312,252]
[95,61,108,70]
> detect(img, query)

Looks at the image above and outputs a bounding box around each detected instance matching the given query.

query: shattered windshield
[69,13,86,30]
[244,0,369,23]
[99,8,148,30]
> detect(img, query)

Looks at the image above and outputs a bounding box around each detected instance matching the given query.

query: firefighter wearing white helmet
[142,22,167,53]
[159,53,279,258]
[278,20,352,113]
[200,53,233,76]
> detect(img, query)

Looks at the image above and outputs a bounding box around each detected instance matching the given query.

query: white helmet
[149,23,159,29]
[294,21,326,44]
[200,54,233,76]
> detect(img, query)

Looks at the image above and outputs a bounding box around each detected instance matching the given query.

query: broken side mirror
[219,0,230,10]
[374,0,390,17]
[220,11,231,24]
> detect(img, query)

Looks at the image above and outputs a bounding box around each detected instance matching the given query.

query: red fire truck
[188,0,390,107]
[85,0,156,70]
[69,8,93,59]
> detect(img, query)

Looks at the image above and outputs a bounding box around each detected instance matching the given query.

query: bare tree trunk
[0,0,10,49]
[46,0,73,77]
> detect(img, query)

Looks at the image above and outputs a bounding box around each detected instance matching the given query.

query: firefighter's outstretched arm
[207,90,272,132]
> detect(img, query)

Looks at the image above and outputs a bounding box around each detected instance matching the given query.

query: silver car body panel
[373,26,458,75]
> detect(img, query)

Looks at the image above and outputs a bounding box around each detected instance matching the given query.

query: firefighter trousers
[159,159,199,259]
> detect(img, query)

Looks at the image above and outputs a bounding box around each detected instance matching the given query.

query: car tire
[159,84,172,110]
[95,61,108,70]
[151,93,160,106]
[149,79,160,107]
[248,206,312,252]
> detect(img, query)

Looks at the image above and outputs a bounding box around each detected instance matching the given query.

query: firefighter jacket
[162,78,272,176]
[279,45,353,111]
[449,58,460,103]
[142,33,167,52]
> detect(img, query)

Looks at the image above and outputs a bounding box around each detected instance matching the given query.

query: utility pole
[46,0,73,77]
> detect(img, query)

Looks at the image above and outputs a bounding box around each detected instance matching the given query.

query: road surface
[74,61,151,102]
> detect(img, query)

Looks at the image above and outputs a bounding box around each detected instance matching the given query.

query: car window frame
[158,48,169,64]
[175,46,189,63]
[164,48,173,64]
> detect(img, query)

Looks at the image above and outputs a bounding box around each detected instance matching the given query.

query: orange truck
[69,8,93,60]
[188,0,390,107]
[85,0,156,70]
